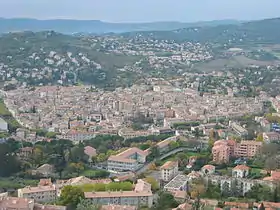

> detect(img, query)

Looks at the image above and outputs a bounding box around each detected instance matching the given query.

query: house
[0,195,66,210]
[85,179,153,208]
[18,185,57,203]
[263,171,280,182]
[18,147,33,159]
[160,161,179,182]
[263,132,280,143]
[0,118,8,132]
[201,165,215,175]
[84,146,97,162]
[232,165,250,178]
[107,147,148,172]
[0,196,35,210]
[34,204,66,210]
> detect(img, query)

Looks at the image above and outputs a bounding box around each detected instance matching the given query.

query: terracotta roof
[160,161,178,170]
[85,190,152,198]
[116,147,148,158]
[19,185,56,194]
[202,164,215,170]
[34,204,66,210]
[84,146,97,157]
[224,202,250,208]
[0,197,34,209]
[233,165,250,171]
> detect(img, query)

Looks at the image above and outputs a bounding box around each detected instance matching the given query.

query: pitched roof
[160,161,178,170]
[233,165,250,171]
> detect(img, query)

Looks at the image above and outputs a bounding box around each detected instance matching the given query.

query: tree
[256,133,264,142]
[153,191,179,210]
[149,145,160,160]
[58,185,85,209]
[144,177,159,192]
[0,142,21,177]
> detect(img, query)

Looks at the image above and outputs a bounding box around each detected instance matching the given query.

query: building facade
[18,185,57,203]
[160,161,179,182]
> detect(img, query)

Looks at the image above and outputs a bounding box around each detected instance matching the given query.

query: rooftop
[160,161,178,170]
[164,174,188,190]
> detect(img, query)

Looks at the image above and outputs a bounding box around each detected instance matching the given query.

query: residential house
[160,161,179,182]
[84,146,97,162]
[263,132,280,143]
[18,147,33,159]
[232,165,250,178]
[0,196,34,210]
[201,165,215,175]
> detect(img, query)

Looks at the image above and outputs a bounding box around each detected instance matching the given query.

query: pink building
[212,140,262,163]
[234,140,262,158]
[212,140,230,163]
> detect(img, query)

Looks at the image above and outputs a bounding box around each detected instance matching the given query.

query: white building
[107,147,148,172]
[0,117,8,132]
[232,165,250,178]
[85,179,153,208]
[160,161,179,182]
[18,185,57,203]
[164,174,189,192]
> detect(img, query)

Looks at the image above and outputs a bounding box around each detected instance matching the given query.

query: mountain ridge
[0,18,241,34]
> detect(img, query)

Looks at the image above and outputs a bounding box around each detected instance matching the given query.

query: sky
[0,0,279,23]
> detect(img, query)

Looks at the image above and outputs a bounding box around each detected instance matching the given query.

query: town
[1,76,280,210]
[2,12,280,210]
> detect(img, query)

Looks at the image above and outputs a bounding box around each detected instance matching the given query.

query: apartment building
[18,185,57,203]
[212,140,230,163]
[85,179,153,208]
[107,147,148,172]
[160,161,179,182]
[234,140,262,158]
[212,140,262,163]
[207,175,274,196]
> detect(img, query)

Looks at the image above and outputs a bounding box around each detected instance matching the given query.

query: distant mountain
[121,17,280,45]
[0,18,241,34]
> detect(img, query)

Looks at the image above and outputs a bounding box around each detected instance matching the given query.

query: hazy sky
[0,0,279,22]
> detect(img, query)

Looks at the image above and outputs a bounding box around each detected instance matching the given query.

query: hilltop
[122,17,280,45]
[0,18,240,34]
[0,17,280,89]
